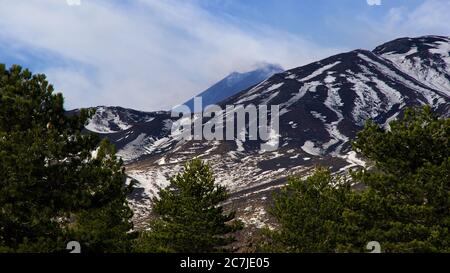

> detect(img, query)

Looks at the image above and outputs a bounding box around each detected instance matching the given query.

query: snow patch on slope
[299,61,341,82]
[85,107,133,133]
[358,52,444,106]
[381,45,450,98]
[301,141,322,156]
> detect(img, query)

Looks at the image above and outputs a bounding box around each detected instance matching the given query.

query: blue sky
[0,0,449,111]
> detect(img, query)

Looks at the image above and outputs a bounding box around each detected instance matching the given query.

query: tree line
[1,65,449,253]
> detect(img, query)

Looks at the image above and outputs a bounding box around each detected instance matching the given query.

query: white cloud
[367,0,382,6]
[66,0,81,6]
[400,0,450,34]
[0,0,341,111]
[363,0,450,44]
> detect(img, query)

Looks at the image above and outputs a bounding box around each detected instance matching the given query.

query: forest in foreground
[1,65,450,253]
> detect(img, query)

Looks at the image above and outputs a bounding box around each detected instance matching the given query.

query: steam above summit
[180,63,284,112]
[82,35,450,223]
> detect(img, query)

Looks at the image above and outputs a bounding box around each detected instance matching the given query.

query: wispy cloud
[66,0,81,6]
[366,0,382,6]
[360,0,450,47]
[0,0,341,111]
[387,0,450,35]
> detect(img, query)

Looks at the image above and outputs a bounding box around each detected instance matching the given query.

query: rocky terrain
[81,36,450,240]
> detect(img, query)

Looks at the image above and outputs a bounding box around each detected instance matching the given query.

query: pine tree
[343,106,450,252]
[0,64,134,252]
[265,106,450,253]
[134,159,242,253]
[262,168,352,253]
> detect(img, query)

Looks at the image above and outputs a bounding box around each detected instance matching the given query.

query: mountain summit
[373,35,450,98]
[179,63,284,112]
[82,35,450,225]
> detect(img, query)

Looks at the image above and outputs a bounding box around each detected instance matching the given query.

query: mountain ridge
[80,35,450,228]
[179,63,284,112]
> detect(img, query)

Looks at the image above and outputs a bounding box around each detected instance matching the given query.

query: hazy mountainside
[83,35,450,228]
[180,63,284,112]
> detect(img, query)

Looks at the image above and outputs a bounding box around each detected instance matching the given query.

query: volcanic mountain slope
[180,63,284,112]
[374,36,450,99]
[80,106,160,134]
[84,35,450,229]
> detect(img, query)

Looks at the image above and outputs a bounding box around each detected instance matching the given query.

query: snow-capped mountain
[179,63,284,112]
[374,36,450,99]
[222,47,448,155]
[82,35,450,229]
[83,106,159,134]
